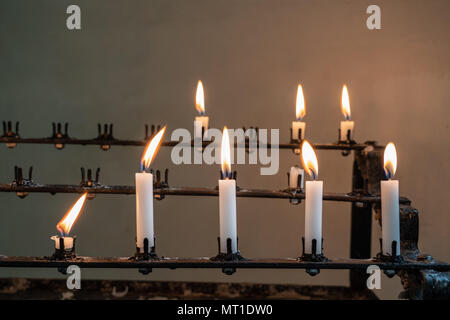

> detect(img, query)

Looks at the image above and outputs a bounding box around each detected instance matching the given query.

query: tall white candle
[289,166,304,189]
[291,84,306,141]
[194,80,209,138]
[136,172,154,250]
[135,126,166,252]
[305,180,323,254]
[219,179,237,253]
[339,85,354,141]
[219,126,238,253]
[301,140,323,255]
[381,142,400,255]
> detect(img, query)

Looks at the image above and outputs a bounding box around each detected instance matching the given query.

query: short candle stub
[338,127,355,144]
[50,235,76,260]
[210,237,246,263]
[290,127,304,144]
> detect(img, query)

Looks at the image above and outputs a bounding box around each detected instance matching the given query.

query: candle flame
[384,142,397,179]
[142,126,166,171]
[56,193,87,236]
[221,126,231,178]
[296,84,306,120]
[195,80,205,115]
[301,140,319,180]
[341,85,351,120]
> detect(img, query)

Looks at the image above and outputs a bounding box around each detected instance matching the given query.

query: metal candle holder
[299,237,328,276]
[286,170,304,205]
[376,239,403,263]
[211,237,246,275]
[289,127,303,144]
[337,128,356,156]
[133,237,159,275]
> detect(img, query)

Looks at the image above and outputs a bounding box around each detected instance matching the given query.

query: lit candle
[194,80,209,139]
[135,126,166,252]
[219,126,238,253]
[291,84,306,141]
[381,142,400,256]
[301,141,323,254]
[289,165,304,190]
[51,193,88,250]
[339,85,354,141]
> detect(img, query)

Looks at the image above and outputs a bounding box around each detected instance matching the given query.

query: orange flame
[142,126,166,171]
[301,140,319,180]
[221,126,231,178]
[384,142,397,179]
[56,193,87,236]
[341,85,351,120]
[195,80,205,115]
[296,84,306,120]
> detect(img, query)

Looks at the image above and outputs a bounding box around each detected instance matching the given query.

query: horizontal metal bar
[0,256,447,271]
[0,136,383,151]
[0,184,411,204]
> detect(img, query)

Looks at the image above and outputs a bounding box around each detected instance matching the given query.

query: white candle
[289,166,304,189]
[194,80,209,138]
[136,171,154,250]
[340,120,354,141]
[135,126,166,252]
[292,84,306,141]
[51,236,74,250]
[305,180,323,254]
[301,140,323,255]
[292,121,306,140]
[381,142,400,256]
[219,179,237,253]
[340,85,354,141]
[219,126,238,253]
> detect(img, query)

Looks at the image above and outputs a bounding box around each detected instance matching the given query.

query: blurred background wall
[0,0,448,299]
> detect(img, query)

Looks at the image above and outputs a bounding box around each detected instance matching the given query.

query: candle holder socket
[152,169,169,200]
[12,166,34,199]
[133,237,159,274]
[97,123,114,151]
[51,122,69,150]
[375,239,403,277]
[286,171,304,205]
[289,128,302,155]
[211,237,246,275]
[144,124,163,140]
[337,128,355,156]
[376,239,403,262]
[2,121,20,148]
[299,237,328,276]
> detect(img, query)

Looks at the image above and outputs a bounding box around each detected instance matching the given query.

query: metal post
[349,146,384,289]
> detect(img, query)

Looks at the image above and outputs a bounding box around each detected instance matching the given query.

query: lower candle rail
[0,256,447,271]
[0,184,411,204]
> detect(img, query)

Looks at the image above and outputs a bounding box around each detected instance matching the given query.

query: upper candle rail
[0,121,383,151]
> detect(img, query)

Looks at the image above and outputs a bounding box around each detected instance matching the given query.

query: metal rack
[0,122,448,300]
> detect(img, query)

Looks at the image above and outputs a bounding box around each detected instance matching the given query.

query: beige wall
[0,0,448,299]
